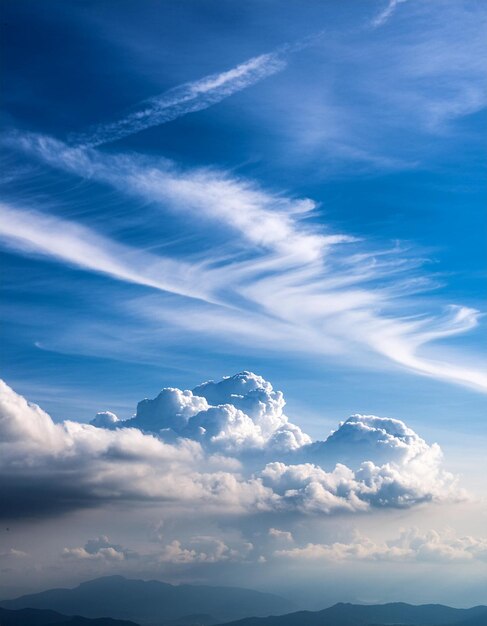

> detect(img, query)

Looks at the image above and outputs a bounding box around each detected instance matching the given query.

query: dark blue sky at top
[0,0,486,455]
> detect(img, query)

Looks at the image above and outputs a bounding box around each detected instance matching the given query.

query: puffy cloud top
[92,371,311,454]
[0,372,463,519]
[91,411,120,428]
[126,388,209,433]
[301,413,442,471]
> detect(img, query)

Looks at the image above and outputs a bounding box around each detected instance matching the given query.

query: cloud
[0,372,464,520]
[371,0,409,28]
[268,528,294,543]
[157,536,253,564]
[71,32,327,149]
[63,534,253,568]
[113,372,311,454]
[301,413,445,470]
[0,201,214,304]
[258,457,458,514]
[275,527,487,563]
[63,536,129,562]
[91,411,120,428]
[73,52,287,147]
[0,549,28,560]
[0,378,244,518]
[3,133,486,392]
[8,134,328,263]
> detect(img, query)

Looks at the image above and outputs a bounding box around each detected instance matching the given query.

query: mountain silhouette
[0,606,139,626]
[0,576,294,624]
[217,601,487,626]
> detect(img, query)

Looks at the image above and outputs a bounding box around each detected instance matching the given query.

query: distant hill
[217,601,487,626]
[0,575,294,625]
[0,606,139,626]
[159,616,216,626]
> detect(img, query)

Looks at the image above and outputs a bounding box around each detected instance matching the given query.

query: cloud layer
[0,372,463,520]
[62,526,487,569]
[275,527,487,563]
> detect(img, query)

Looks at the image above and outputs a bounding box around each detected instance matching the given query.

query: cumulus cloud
[0,372,463,519]
[301,414,445,470]
[63,534,253,568]
[0,548,28,560]
[63,536,129,562]
[111,372,311,454]
[258,455,459,514]
[158,536,253,565]
[91,411,120,428]
[0,378,247,518]
[268,528,294,542]
[275,527,487,563]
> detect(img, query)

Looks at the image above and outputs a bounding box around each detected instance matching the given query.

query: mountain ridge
[0,606,140,626]
[216,601,487,626]
[0,575,294,624]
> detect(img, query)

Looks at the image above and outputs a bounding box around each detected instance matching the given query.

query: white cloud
[0,378,248,518]
[91,411,120,428]
[371,0,409,29]
[158,536,253,564]
[111,372,311,454]
[302,413,445,469]
[3,133,486,392]
[0,373,464,520]
[268,528,294,543]
[275,527,487,563]
[369,2,487,130]
[63,536,128,562]
[9,134,327,263]
[0,201,213,304]
[259,455,459,514]
[74,52,287,147]
[63,534,253,568]
[72,31,329,148]
[0,549,28,560]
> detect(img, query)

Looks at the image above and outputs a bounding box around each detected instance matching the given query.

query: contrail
[73,32,327,148]
[371,0,409,28]
[74,52,286,148]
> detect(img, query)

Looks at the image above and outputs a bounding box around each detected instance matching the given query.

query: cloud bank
[0,372,463,520]
[275,527,487,563]
[61,527,487,568]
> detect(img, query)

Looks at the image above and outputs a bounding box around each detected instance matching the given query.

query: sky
[0,0,486,609]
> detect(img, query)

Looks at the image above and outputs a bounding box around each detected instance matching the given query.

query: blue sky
[0,0,486,604]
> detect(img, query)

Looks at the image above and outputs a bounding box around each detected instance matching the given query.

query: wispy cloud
[371,0,409,28]
[71,29,330,149]
[11,132,336,264]
[73,51,286,147]
[3,132,486,393]
[0,201,213,303]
